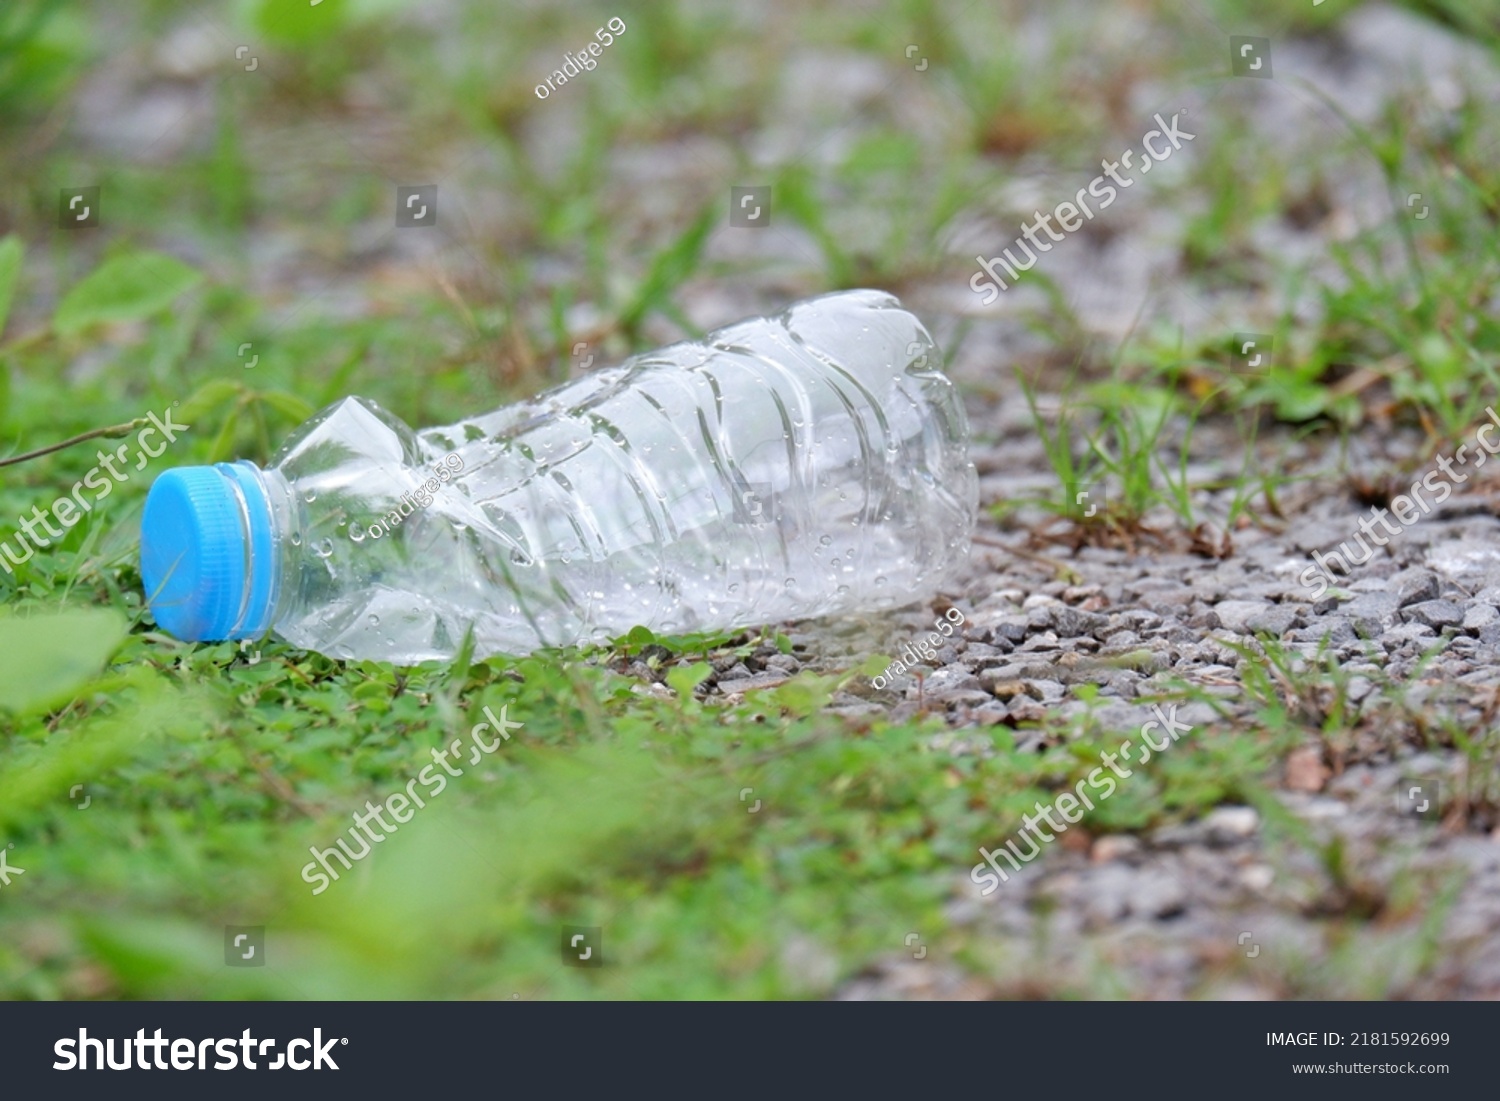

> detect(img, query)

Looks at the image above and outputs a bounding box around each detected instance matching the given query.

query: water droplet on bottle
[315,539,333,558]
[728,583,739,594]
[836,584,850,595]
[304,490,317,502]
[875,575,887,585]
[784,578,795,588]
[368,614,380,626]
[819,535,832,546]
[350,523,365,542]
[289,532,303,546]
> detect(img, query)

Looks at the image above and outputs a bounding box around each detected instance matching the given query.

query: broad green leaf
[54,250,203,336]
[257,389,315,423]
[177,378,244,423]
[0,234,22,339]
[665,661,712,699]
[0,606,128,713]
[769,671,839,717]
[623,624,657,651]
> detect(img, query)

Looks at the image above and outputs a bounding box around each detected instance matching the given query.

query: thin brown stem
[0,417,147,469]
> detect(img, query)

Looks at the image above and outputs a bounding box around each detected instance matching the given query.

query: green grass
[2,0,1500,999]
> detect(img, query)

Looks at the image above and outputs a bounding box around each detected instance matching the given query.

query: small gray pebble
[1403,599,1463,629]
[1008,698,1049,724]
[933,689,994,708]
[1186,608,1220,630]
[924,667,982,694]
[1346,592,1402,638]
[1291,617,1355,645]
[1382,622,1437,646]
[1203,806,1260,841]
[1246,606,1299,635]
[960,641,1004,659]
[1464,604,1499,630]
[1212,600,1272,633]
[1029,678,1066,703]
[1128,870,1188,919]
[978,664,1029,686]
[1054,606,1110,638]
[1017,631,1061,652]
[992,616,1029,643]
[1392,568,1441,607]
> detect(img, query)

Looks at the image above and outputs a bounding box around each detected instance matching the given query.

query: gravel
[1212,600,1273,633]
[1404,599,1464,629]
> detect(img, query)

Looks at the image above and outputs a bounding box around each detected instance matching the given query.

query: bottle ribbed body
[260,290,976,662]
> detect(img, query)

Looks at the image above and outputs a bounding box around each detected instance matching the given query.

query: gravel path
[676,398,1500,997]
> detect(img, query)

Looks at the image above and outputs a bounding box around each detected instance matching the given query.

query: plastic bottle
[140,289,977,662]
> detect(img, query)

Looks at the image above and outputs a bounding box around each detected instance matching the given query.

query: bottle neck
[245,463,295,637]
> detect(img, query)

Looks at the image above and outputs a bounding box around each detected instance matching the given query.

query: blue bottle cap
[141,461,278,642]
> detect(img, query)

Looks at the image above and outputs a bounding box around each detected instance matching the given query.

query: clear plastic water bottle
[140,289,977,662]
